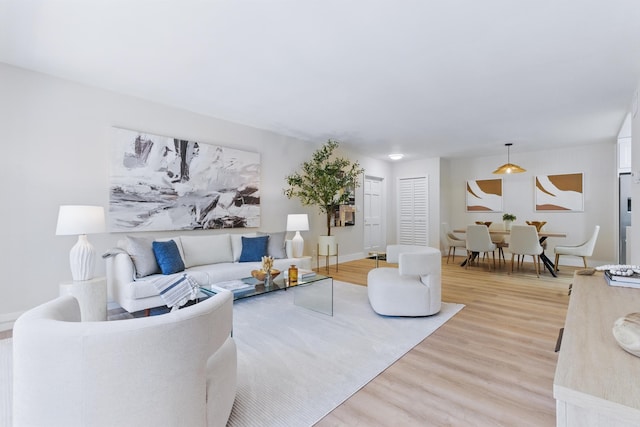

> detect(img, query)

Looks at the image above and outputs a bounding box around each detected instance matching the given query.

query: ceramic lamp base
[69,234,96,281]
[291,231,304,258]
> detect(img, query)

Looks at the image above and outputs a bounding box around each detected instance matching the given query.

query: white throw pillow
[181,234,233,268]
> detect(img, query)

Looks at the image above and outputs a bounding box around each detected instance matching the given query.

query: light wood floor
[1,255,575,426]
[315,255,575,427]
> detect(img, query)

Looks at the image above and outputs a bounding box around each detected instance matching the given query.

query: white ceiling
[2,0,640,161]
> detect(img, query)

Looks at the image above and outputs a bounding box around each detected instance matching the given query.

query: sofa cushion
[230,233,258,262]
[125,236,160,278]
[260,231,287,259]
[180,234,233,268]
[239,235,269,262]
[152,240,185,274]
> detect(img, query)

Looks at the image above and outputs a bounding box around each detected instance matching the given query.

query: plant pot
[318,235,338,256]
[504,220,513,231]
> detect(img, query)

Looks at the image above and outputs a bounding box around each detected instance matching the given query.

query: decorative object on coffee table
[613,312,640,358]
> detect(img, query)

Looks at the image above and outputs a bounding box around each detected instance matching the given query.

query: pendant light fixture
[493,143,526,174]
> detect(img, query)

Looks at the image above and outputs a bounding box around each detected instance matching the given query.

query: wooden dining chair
[509,225,544,277]
[554,225,600,270]
[442,223,466,263]
[465,225,497,271]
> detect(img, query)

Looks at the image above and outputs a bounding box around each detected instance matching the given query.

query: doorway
[364,176,384,253]
[619,173,631,264]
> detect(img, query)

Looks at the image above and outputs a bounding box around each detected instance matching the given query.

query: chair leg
[447,247,452,264]
[582,257,587,268]
[534,255,540,277]
[510,254,515,274]
[554,254,560,271]
[465,251,470,269]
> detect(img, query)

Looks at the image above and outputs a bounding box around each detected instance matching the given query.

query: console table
[554,272,640,426]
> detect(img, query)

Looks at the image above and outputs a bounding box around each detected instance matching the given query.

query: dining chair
[509,225,544,277]
[441,223,466,263]
[465,225,497,271]
[554,225,600,271]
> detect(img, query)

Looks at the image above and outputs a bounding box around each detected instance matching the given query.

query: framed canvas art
[535,173,583,212]
[466,178,503,212]
[109,127,261,232]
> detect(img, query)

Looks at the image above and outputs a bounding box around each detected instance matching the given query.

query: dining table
[453,228,567,277]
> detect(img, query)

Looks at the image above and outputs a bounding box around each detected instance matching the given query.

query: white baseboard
[0,311,22,332]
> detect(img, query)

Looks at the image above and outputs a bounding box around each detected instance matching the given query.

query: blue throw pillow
[152,240,185,275]
[239,235,269,262]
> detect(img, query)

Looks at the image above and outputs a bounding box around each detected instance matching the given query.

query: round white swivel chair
[367,245,441,317]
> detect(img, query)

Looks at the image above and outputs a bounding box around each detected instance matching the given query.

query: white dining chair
[509,225,544,277]
[442,223,466,263]
[554,225,600,271]
[465,225,497,271]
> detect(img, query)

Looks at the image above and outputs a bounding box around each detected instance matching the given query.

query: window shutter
[398,177,428,245]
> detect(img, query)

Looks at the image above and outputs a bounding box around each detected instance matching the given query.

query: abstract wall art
[466,178,503,212]
[109,127,260,232]
[535,173,583,212]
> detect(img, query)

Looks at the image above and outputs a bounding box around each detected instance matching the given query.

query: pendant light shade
[493,143,526,174]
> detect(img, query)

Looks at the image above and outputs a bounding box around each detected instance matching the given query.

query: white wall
[443,143,618,266]
[0,63,390,326]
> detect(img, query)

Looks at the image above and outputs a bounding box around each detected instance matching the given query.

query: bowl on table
[526,221,546,231]
[475,221,492,227]
[251,269,281,282]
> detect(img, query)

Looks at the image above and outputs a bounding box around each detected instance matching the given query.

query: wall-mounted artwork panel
[109,127,260,232]
[535,173,583,212]
[466,179,503,212]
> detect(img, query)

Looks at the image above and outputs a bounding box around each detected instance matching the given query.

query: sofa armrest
[105,252,135,303]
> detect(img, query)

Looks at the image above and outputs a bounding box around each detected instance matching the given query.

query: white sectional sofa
[106,232,311,313]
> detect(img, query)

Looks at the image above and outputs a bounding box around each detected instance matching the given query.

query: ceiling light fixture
[388,153,404,160]
[493,143,526,174]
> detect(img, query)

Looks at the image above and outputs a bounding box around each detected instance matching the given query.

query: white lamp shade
[286,214,309,232]
[56,205,106,235]
[56,205,105,281]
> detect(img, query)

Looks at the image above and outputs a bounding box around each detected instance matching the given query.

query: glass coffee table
[200,273,334,316]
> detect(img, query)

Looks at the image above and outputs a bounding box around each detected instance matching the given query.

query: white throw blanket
[149,273,200,311]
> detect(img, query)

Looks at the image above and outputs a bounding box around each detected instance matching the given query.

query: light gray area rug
[229,281,463,426]
[0,282,463,427]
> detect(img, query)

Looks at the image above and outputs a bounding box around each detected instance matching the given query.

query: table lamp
[56,205,106,281]
[286,214,309,258]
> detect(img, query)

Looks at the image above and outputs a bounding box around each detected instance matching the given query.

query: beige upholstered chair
[367,245,441,317]
[554,225,600,270]
[465,225,497,271]
[509,225,544,277]
[441,222,466,263]
[12,292,237,427]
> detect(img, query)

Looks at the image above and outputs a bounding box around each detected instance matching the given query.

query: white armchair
[12,291,236,427]
[367,245,442,317]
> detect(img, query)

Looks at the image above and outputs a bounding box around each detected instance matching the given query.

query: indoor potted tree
[502,213,516,230]
[284,140,364,256]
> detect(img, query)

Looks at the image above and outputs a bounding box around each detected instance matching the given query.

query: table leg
[460,251,478,267]
[539,237,558,277]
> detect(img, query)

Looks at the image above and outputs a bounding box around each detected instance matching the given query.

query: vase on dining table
[504,220,513,231]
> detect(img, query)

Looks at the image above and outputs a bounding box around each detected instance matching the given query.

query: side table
[59,277,107,321]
